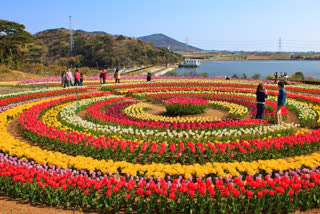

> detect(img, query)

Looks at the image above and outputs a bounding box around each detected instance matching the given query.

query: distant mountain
[26,28,180,67]
[138,34,203,52]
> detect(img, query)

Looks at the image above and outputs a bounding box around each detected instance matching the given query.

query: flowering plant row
[105,81,320,95]
[286,99,319,127]
[209,100,249,118]
[134,91,290,117]
[0,94,318,178]
[0,152,319,213]
[17,95,318,166]
[87,99,267,131]
[59,98,296,142]
[140,91,320,126]
[0,87,96,107]
[0,86,93,99]
[123,103,217,123]
[26,110,320,165]
[142,90,320,106]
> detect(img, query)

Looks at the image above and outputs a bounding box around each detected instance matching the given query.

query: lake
[175,60,320,80]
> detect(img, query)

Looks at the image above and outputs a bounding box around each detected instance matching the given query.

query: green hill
[26,29,180,68]
[138,33,203,53]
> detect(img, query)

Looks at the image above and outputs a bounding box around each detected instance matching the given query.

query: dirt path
[7,117,33,145]
[0,194,318,214]
[286,110,300,124]
[77,110,87,120]
[0,194,91,214]
[0,87,32,95]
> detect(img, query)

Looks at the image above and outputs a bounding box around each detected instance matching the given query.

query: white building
[184,59,200,67]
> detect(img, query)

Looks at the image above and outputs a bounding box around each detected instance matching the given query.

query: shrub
[251,73,261,80]
[165,97,208,116]
[165,70,178,76]
[199,72,209,77]
[0,64,10,74]
[265,75,274,80]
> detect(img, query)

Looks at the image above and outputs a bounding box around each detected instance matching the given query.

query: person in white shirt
[66,68,73,86]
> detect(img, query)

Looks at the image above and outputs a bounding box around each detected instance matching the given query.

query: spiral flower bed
[0,79,319,213]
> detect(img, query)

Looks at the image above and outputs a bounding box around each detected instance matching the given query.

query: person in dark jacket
[80,73,84,85]
[255,83,268,119]
[274,72,278,84]
[147,72,152,82]
[276,81,286,125]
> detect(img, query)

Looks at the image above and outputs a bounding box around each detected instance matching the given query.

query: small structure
[178,59,200,68]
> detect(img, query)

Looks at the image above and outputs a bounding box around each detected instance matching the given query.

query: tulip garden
[0,77,319,213]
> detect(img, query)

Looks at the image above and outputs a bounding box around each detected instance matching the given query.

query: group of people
[99,68,122,84]
[255,81,286,125]
[99,68,153,84]
[274,72,288,84]
[61,68,84,88]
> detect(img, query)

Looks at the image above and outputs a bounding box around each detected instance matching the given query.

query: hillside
[0,66,40,81]
[138,34,203,53]
[25,29,180,68]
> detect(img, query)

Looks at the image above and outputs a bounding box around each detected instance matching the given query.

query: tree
[265,75,274,80]
[116,35,126,41]
[0,20,33,68]
[242,73,247,79]
[231,74,239,79]
[251,73,261,80]
[292,72,304,80]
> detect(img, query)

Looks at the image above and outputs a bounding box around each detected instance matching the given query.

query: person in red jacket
[74,69,82,86]
[102,68,107,84]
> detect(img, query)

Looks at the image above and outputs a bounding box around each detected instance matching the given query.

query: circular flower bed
[0,79,319,213]
[165,97,209,116]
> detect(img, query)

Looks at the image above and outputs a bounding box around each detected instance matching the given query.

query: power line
[278,37,282,52]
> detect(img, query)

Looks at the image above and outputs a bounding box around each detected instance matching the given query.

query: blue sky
[1,0,320,51]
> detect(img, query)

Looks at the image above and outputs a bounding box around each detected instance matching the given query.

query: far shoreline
[199,59,320,62]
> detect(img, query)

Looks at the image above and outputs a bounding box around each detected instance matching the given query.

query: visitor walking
[66,68,73,86]
[62,71,69,88]
[74,69,82,86]
[255,83,268,119]
[283,72,288,85]
[80,73,84,85]
[99,70,103,84]
[114,68,121,83]
[60,71,66,87]
[276,82,286,125]
[147,72,152,82]
[274,72,278,83]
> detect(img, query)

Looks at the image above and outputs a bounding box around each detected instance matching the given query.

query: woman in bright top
[255,83,268,119]
[74,69,82,86]
[276,81,286,125]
